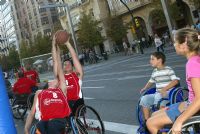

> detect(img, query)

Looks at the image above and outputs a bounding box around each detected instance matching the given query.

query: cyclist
[139,52,180,131]
[24,35,71,134]
[146,28,200,134]
[63,40,84,111]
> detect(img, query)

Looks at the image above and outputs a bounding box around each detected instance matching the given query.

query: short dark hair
[151,52,166,64]
[64,58,73,66]
[18,70,24,78]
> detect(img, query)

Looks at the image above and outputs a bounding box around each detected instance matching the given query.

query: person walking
[154,34,164,52]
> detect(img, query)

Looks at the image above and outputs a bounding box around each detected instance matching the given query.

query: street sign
[0,0,6,5]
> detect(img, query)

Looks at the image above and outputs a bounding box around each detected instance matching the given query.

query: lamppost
[39,3,79,55]
[119,0,139,39]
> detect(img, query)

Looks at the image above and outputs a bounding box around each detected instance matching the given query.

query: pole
[64,4,79,55]
[161,0,173,39]
[119,0,139,39]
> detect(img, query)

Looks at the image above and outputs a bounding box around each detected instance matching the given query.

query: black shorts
[36,118,67,134]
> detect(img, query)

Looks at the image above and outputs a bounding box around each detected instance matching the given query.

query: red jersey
[13,77,36,94]
[24,70,38,82]
[64,72,81,101]
[37,88,71,121]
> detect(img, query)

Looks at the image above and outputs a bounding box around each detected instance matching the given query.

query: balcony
[69,0,89,10]
[109,0,152,16]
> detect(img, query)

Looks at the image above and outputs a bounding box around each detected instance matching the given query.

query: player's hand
[171,119,182,134]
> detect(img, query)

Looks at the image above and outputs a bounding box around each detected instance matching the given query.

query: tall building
[13,0,60,45]
[0,0,18,56]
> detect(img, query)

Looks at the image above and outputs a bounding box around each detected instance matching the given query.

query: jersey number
[52,92,58,98]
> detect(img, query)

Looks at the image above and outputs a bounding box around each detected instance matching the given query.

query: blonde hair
[175,28,200,53]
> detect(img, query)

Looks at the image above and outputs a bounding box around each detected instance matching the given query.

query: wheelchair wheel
[75,105,105,134]
[172,87,188,104]
[12,98,28,120]
[168,116,200,134]
[136,100,145,126]
[27,93,35,109]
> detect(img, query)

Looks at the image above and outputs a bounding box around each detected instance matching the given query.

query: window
[41,17,49,25]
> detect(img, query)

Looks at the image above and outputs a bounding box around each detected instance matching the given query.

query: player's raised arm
[52,35,58,78]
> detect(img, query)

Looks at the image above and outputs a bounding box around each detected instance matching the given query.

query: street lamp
[119,0,139,39]
[39,3,79,55]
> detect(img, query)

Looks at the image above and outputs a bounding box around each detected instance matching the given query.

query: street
[15,46,187,134]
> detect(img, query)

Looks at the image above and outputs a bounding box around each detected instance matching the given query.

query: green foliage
[7,46,20,69]
[106,16,128,44]
[77,13,104,48]
[19,35,52,59]
[149,9,166,26]
[0,46,20,71]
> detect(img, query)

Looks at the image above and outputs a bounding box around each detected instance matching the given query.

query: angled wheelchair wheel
[168,116,200,134]
[172,87,189,104]
[12,98,28,120]
[75,105,105,134]
[136,100,145,125]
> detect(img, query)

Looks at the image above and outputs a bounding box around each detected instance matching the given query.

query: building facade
[13,0,60,45]
[0,0,18,56]
[56,0,199,53]
[107,0,198,44]
[57,0,113,54]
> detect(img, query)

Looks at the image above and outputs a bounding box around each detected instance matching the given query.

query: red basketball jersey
[38,88,71,121]
[64,72,81,101]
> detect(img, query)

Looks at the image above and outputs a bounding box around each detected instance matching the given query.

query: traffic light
[134,18,140,28]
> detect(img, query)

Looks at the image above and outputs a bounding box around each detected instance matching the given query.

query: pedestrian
[147,28,200,134]
[154,34,164,52]
[123,39,128,56]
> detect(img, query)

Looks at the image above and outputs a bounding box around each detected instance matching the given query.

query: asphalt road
[14,46,187,134]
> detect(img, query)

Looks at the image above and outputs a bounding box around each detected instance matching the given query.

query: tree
[106,16,128,45]
[77,13,104,48]
[34,34,51,55]
[7,46,20,70]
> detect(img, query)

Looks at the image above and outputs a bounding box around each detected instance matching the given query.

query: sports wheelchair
[136,86,188,134]
[168,114,200,134]
[12,83,48,120]
[29,98,105,134]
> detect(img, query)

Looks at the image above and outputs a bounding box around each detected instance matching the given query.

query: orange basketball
[55,30,69,45]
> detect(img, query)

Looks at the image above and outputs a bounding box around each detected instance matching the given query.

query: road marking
[84,97,95,100]
[80,118,138,134]
[82,86,105,89]
[104,121,138,134]
[118,75,148,80]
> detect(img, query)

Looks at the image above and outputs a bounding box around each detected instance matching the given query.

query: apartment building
[13,0,60,44]
[0,0,18,56]
[107,0,198,43]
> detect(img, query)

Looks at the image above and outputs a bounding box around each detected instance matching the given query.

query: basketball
[55,30,69,45]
